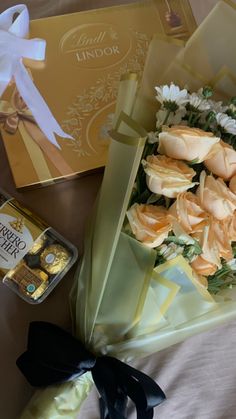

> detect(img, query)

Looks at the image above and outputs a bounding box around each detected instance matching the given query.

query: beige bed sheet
[0,1,236,418]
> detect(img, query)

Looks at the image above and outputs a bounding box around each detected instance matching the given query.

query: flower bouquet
[127,83,236,292]
[18,1,236,418]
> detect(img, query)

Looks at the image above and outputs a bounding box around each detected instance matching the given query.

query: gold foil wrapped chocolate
[40,244,70,274]
[30,269,49,300]
[31,268,48,282]
[8,263,49,299]
[31,282,48,300]
[28,235,46,255]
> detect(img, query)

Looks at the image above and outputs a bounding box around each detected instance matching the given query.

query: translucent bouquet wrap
[19,1,236,418]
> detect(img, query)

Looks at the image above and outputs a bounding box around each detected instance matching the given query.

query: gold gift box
[0,0,196,189]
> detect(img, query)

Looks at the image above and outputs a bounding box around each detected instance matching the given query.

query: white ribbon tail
[14,59,73,149]
[0,53,13,96]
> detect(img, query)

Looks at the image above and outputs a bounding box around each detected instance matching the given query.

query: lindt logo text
[60,23,130,69]
[71,31,106,48]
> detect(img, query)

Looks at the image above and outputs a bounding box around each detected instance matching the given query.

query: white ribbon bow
[0,4,72,148]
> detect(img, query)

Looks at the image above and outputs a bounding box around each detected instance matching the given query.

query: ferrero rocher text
[0,222,26,257]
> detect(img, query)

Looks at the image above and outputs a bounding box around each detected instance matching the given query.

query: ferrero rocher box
[0,189,78,303]
[0,0,196,188]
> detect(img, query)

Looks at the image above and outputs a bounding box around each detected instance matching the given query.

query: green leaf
[165,235,186,246]
[165,236,201,254]
[202,86,213,99]
[207,261,236,294]
[231,96,236,106]
[232,244,236,258]
[155,254,166,267]
[146,193,161,204]
[187,158,199,166]
[183,244,202,260]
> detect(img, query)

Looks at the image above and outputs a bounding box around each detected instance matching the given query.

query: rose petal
[158,125,220,162]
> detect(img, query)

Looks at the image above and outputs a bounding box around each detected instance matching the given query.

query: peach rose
[226,213,236,242]
[142,155,196,198]
[126,203,172,248]
[229,174,236,194]
[210,219,233,261]
[191,223,221,276]
[191,216,233,276]
[191,257,218,277]
[158,125,220,162]
[169,192,208,234]
[204,140,236,180]
[196,171,236,220]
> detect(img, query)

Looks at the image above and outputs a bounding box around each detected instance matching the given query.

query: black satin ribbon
[17,322,165,419]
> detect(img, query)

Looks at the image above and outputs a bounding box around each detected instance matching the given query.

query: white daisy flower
[147,131,159,144]
[227,258,236,271]
[155,83,188,111]
[229,103,236,114]
[199,110,215,126]
[198,86,213,99]
[156,108,186,127]
[187,92,210,112]
[216,112,236,135]
[208,99,228,113]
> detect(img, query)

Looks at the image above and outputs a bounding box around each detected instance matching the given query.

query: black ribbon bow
[17,322,165,419]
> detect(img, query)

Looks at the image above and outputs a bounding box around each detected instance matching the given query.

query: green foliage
[202,86,213,99]
[207,261,236,294]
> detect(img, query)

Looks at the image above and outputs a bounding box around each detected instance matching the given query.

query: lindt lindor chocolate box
[0,0,196,189]
[0,189,78,303]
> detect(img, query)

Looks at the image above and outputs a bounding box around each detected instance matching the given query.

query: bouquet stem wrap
[20,73,160,419]
[72,73,150,348]
[18,322,165,419]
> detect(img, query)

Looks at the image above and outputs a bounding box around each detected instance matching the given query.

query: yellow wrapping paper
[20,373,93,419]
[20,1,236,417]
[137,0,236,115]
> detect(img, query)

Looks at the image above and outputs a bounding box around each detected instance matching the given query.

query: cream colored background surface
[0,1,236,419]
